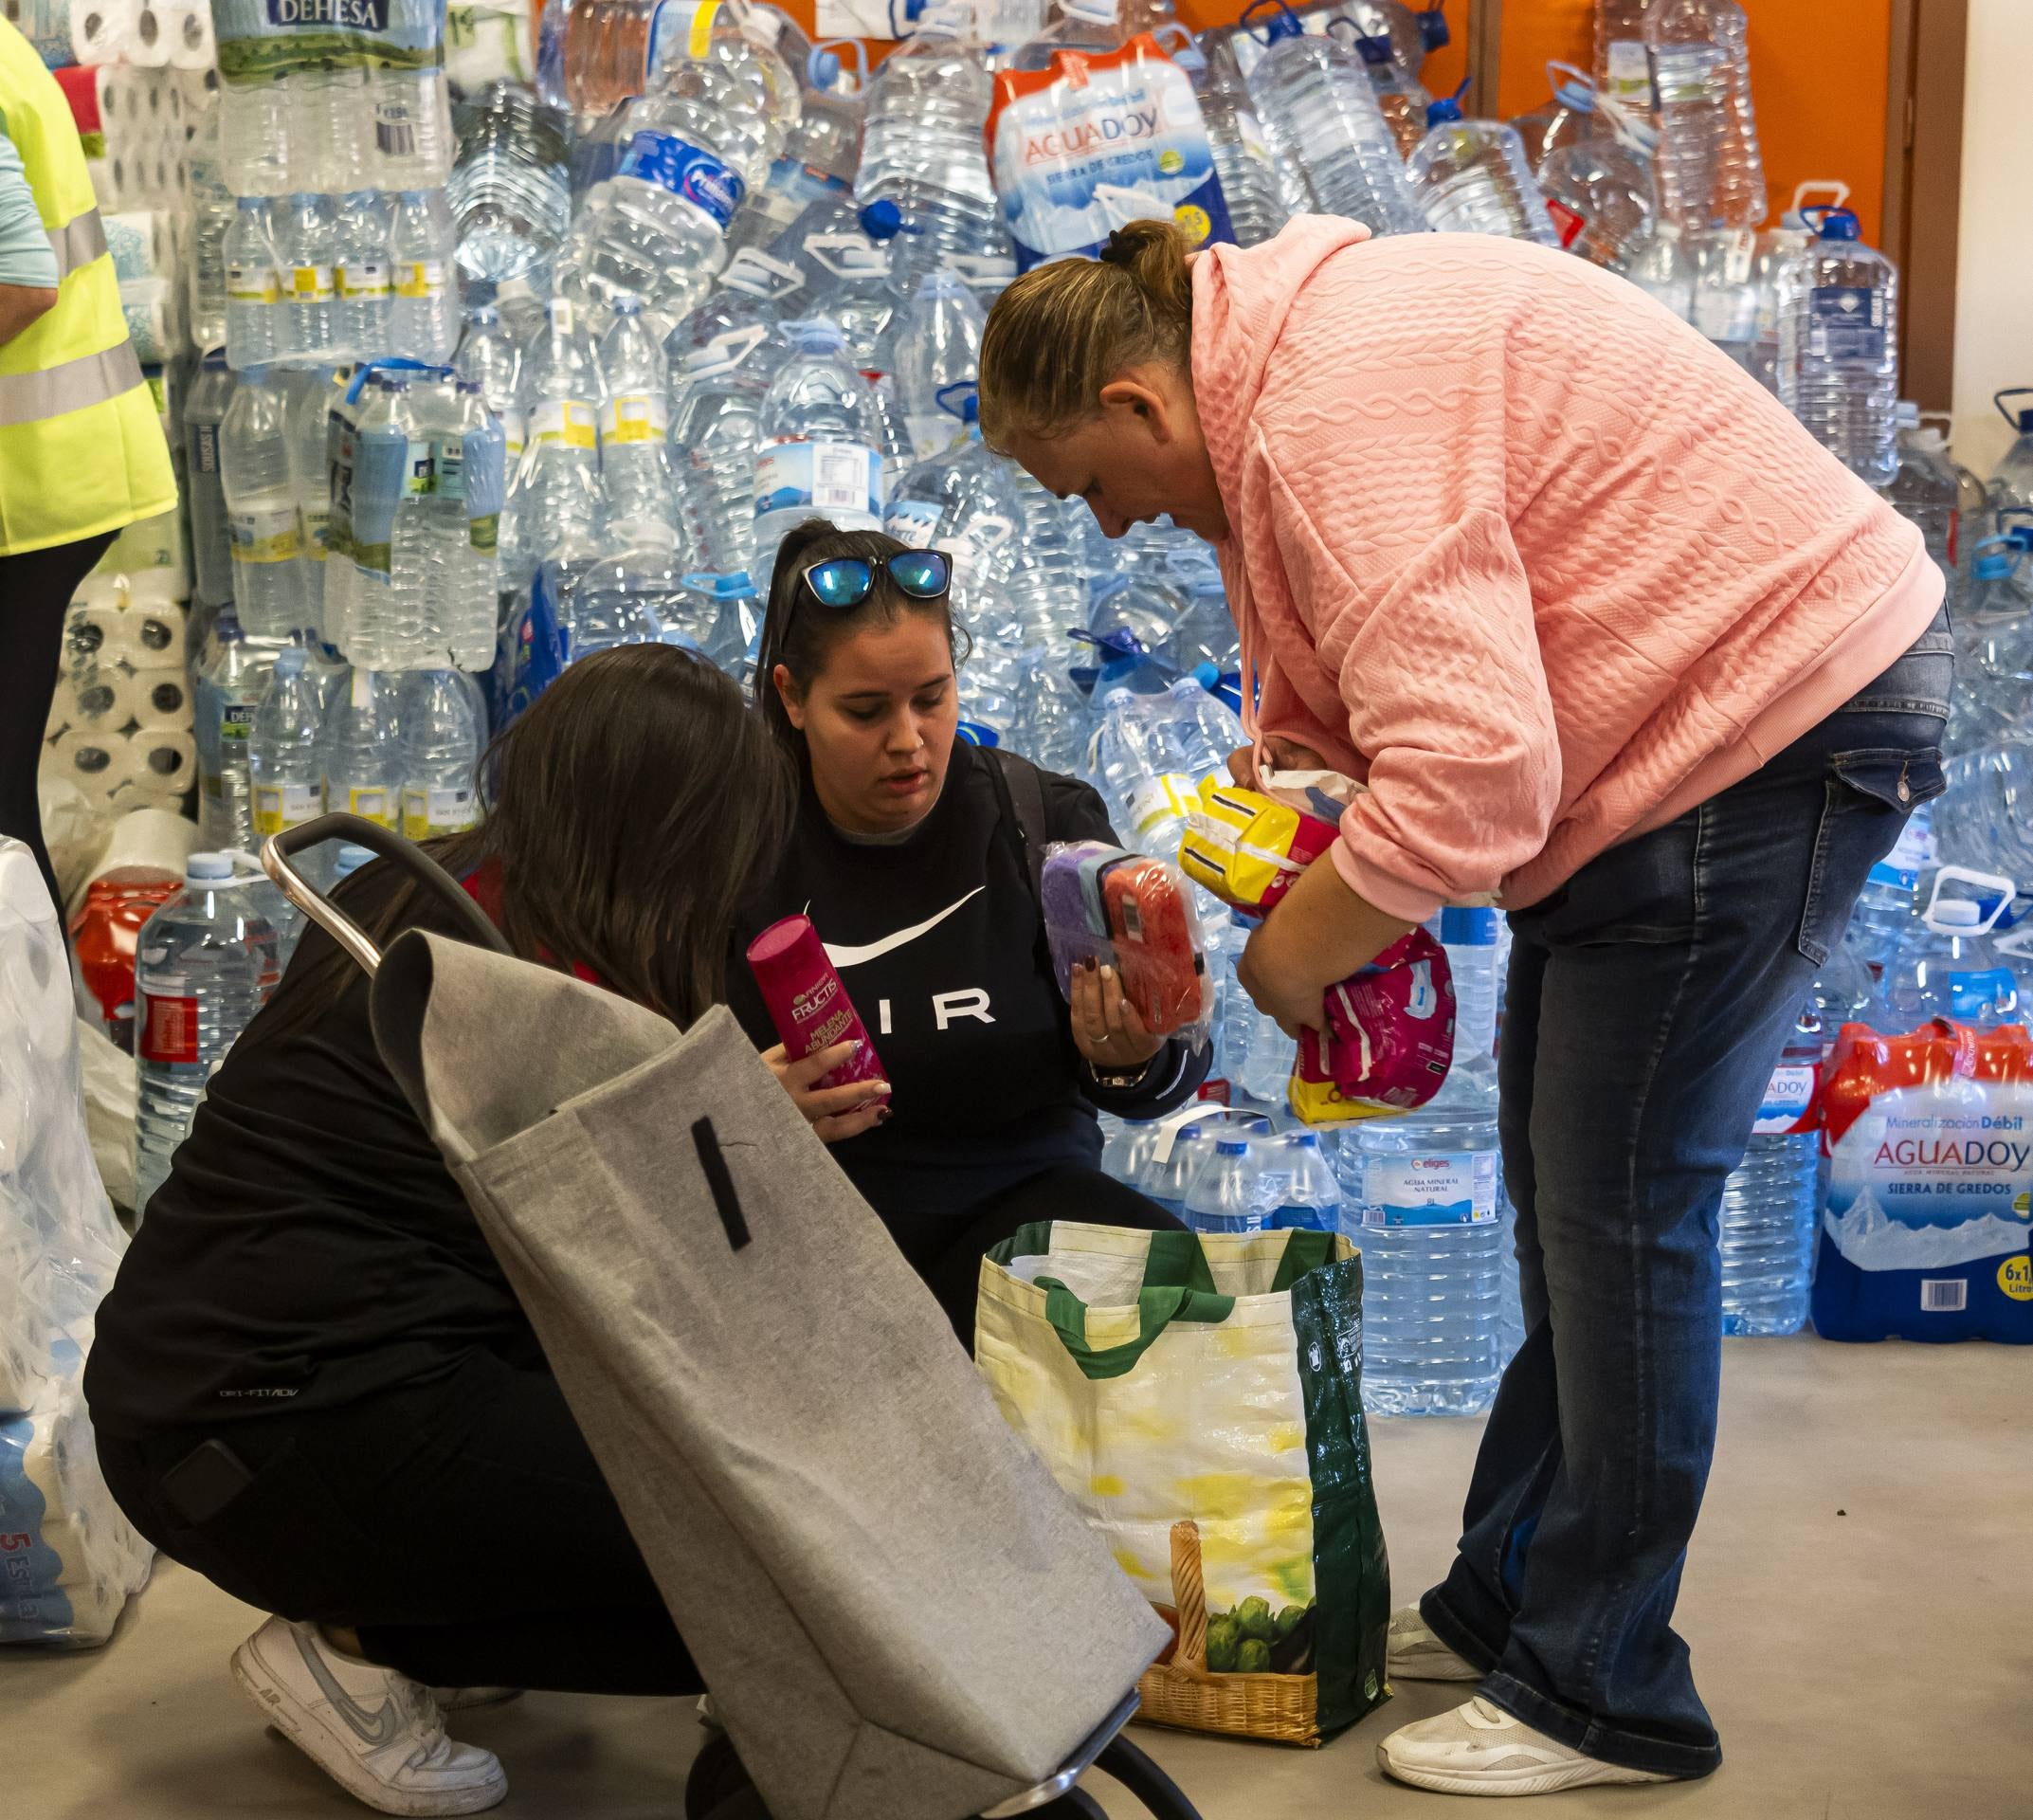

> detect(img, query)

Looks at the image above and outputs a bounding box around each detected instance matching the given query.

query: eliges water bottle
[191,609,275,849]
[390,191,460,364]
[222,368,310,638]
[511,297,604,580]
[1777,207,1899,488]
[1406,89,1562,245]
[671,329,770,580]
[596,293,679,544]
[274,194,340,364]
[1240,1,1428,241]
[1343,903,1509,1418]
[133,853,280,1217]
[751,318,885,585]
[399,668,483,839]
[334,191,394,363]
[1718,996,1824,1337]
[249,646,325,858]
[224,198,282,369]
[322,665,405,830]
[185,350,236,609]
[1644,0,1766,233]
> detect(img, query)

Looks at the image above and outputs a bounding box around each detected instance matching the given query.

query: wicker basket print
[1138,1520,1321,1747]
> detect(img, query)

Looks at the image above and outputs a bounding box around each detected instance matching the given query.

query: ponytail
[977,219,1196,450]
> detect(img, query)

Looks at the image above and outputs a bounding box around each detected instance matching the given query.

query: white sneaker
[1386,1605,1481,1683]
[1378,1698,1676,1797]
[430,1688,522,1713]
[232,1617,509,1816]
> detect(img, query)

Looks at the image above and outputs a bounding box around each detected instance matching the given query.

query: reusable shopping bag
[367,930,1170,1820]
[975,1223,1390,1747]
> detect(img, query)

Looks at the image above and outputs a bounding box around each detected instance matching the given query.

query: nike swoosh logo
[825,888,987,968]
[295,1629,403,1748]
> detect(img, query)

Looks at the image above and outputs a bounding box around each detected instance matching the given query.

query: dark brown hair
[248,645,795,1044]
[753,518,966,755]
[978,219,1195,450]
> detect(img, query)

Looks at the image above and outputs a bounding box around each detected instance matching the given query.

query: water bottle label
[1752,1063,1821,1137]
[1808,286,1888,363]
[219,693,260,747]
[403,438,436,496]
[753,439,882,522]
[288,263,336,303]
[138,988,199,1066]
[987,37,1236,272]
[529,399,596,450]
[1439,907,1499,948]
[193,424,222,474]
[1949,968,2018,1022]
[253,781,322,836]
[302,503,331,561]
[600,392,670,444]
[226,262,280,304]
[347,785,394,828]
[395,259,446,300]
[1360,1153,1499,1228]
[374,96,428,163]
[882,498,944,550]
[906,411,959,464]
[1545,197,1586,249]
[498,409,527,459]
[432,436,466,500]
[228,502,304,566]
[1234,106,1270,167]
[1603,38,1654,108]
[337,260,391,300]
[1124,773,1197,843]
[401,784,480,839]
[1887,810,1935,872]
[618,131,746,228]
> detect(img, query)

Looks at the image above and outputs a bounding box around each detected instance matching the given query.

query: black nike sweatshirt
[725,740,1209,1224]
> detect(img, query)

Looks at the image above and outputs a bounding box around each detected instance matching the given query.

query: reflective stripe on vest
[48,208,107,281]
[0,337,143,427]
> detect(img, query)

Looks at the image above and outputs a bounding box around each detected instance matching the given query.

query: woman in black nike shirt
[726,520,1208,1339]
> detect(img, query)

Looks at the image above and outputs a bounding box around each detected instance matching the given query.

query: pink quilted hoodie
[1192,217,1944,920]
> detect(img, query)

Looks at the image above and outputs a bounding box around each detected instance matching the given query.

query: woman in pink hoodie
[980,216,1949,1798]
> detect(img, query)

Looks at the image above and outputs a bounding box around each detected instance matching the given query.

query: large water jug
[1718,995,1824,1336]
[1406,88,1562,245]
[1877,869,2022,1030]
[448,82,573,293]
[750,318,885,585]
[1888,403,1962,586]
[1776,206,1899,488]
[892,272,985,464]
[1644,0,1765,232]
[1175,31,1286,247]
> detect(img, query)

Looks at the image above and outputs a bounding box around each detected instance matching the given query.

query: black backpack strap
[983,744,1050,918]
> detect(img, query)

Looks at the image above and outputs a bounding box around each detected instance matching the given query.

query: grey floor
[9,1337,2030,1820]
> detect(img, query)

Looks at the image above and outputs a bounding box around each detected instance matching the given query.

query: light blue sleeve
[0,118,60,290]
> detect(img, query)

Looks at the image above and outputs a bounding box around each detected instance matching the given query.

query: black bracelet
[1086,1051,1163,1093]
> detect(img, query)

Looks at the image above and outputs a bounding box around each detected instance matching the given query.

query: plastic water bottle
[399,669,483,839]
[1879,883,2022,1030]
[1777,207,1899,488]
[1509,61,1601,173]
[730,41,865,254]
[362,4,456,192]
[1260,1131,1342,1231]
[551,542,678,658]
[191,609,273,850]
[1141,1109,1270,1216]
[1593,0,1655,112]
[596,293,679,543]
[133,854,280,1218]
[854,8,1005,263]
[390,191,459,364]
[1889,403,1961,584]
[885,391,1025,625]
[1090,680,1241,860]
[1718,995,1824,1337]
[322,666,405,830]
[275,193,340,363]
[1175,31,1285,247]
[1406,90,1562,245]
[892,273,984,464]
[281,368,336,641]
[389,378,453,667]
[445,381,508,669]
[1535,131,1657,267]
[513,297,605,578]
[456,303,525,457]
[751,318,885,585]
[185,350,236,609]
[333,191,393,363]
[224,198,282,369]
[671,330,771,580]
[1342,903,1508,1418]
[1645,0,1765,233]
[222,368,310,639]
[1625,224,1696,321]
[249,646,326,861]
[1169,575,1242,677]
[189,109,232,355]
[343,373,422,668]
[1241,2,1429,240]
[447,83,572,291]
[1186,1134,1268,1234]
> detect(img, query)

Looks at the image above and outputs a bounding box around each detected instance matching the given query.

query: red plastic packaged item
[1287,929,1457,1125]
[745,914,889,1104]
[1042,842,1209,1040]
[70,877,181,1053]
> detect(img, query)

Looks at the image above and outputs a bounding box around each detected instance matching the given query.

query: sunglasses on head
[802,551,953,610]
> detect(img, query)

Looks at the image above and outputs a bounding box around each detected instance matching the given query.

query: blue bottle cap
[1215,1138,1251,1156]
[1354,32,1391,64]
[1816,208,1862,241]
[187,852,233,882]
[1425,95,1463,125]
[859,199,904,240]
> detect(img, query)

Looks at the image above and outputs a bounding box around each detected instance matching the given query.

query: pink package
[745,915,890,1104]
[1287,929,1456,1125]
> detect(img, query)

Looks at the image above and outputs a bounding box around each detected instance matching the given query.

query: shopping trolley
[263,815,1204,1820]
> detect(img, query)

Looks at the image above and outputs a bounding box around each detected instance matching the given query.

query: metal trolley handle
[261,813,512,978]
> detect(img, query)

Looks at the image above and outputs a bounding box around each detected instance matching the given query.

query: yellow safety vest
[0,17,175,556]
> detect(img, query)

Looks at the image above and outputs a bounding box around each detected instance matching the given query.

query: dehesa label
[265,0,390,27]
[619,131,745,228]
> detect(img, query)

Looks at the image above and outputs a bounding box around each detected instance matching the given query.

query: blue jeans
[1420,622,1952,1778]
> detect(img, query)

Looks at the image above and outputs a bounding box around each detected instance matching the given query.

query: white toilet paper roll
[64,603,126,667]
[123,565,191,610]
[102,208,177,282]
[126,602,189,667]
[45,729,133,799]
[119,275,178,363]
[129,667,192,731]
[164,0,209,67]
[69,571,127,611]
[87,803,195,885]
[172,61,216,111]
[69,0,135,64]
[54,666,135,734]
[127,729,196,795]
[127,2,170,64]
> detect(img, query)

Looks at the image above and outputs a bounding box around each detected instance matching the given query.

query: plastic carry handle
[1922,864,2018,937]
[1996,388,2033,428]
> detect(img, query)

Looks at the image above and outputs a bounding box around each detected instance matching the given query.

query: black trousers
[97,1164,1179,1696]
[0,532,118,917]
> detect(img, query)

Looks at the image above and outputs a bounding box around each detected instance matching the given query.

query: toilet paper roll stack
[64,65,191,211]
[44,728,198,805]
[45,597,196,808]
